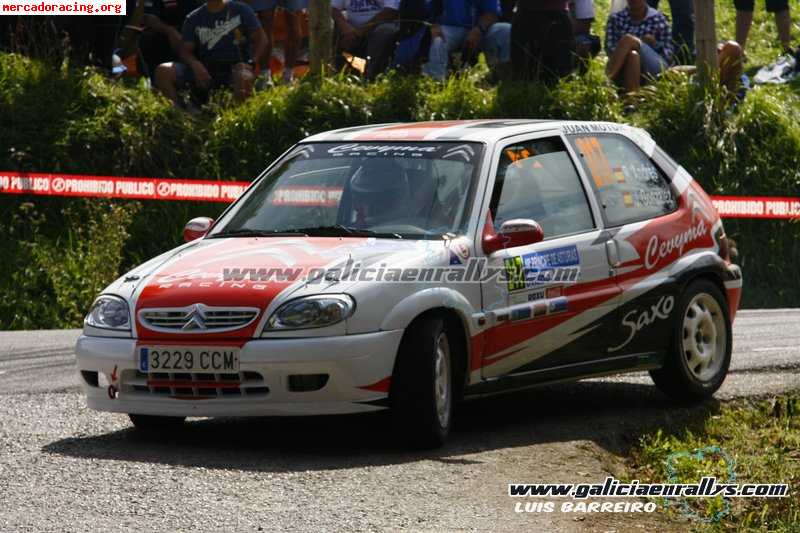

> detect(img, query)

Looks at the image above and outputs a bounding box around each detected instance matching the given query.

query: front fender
[379,287,478,333]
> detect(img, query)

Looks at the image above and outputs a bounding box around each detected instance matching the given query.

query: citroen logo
[182,304,208,331]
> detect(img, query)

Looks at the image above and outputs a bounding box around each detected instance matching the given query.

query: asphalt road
[0,310,797,532]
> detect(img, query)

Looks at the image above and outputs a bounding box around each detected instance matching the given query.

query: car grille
[121,370,269,399]
[138,304,260,333]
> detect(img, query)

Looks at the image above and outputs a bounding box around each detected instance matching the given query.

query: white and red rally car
[76,120,742,448]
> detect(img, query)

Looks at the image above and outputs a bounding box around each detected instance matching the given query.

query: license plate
[138,346,240,373]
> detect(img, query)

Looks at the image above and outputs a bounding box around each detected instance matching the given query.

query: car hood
[121,236,456,340]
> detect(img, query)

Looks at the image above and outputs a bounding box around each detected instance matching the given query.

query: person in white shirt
[332,0,401,79]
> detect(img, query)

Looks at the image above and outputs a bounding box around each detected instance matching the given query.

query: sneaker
[254,72,274,91]
[754,54,797,84]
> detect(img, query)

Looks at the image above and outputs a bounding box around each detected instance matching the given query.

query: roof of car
[302,120,653,148]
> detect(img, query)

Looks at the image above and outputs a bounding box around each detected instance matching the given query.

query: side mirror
[183,217,214,242]
[482,218,544,256]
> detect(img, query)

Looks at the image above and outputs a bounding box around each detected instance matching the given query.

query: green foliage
[0,200,140,329]
[629,395,800,531]
[2,42,800,327]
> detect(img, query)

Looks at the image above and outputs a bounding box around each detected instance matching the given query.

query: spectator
[332,0,400,80]
[154,0,267,104]
[647,0,694,62]
[423,0,511,81]
[252,0,307,83]
[571,0,601,63]
[510,1,574,83]
[734,0,792,54]
[605,0,672,94]
[499,0,514,22]
[138,0,202,78]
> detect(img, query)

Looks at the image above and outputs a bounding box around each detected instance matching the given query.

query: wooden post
[694,0,718,86]
[308,0,332,76]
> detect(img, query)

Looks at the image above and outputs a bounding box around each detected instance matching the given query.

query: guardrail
[1,171,799,219]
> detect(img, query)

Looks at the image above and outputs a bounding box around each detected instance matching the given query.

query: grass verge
[627,393,800,531]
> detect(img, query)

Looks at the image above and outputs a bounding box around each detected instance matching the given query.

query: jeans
[337,22,399,80]
[648,0,695,61]
[639,42,668,76]
[422,22,511,81]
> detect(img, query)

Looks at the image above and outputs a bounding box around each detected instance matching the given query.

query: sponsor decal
[644,221,708,270]
[519,245,580,290]
[548,297,569,314]
[504,246,581,292]
[107,364,119,400]
[526,288,547,302]
[609,295,675,352]
[511,307,532,321]
[442,144,476,162]
[139,348,149,372]
[327,143,440,156]
[545,286,562,299]
[561,123,623,135]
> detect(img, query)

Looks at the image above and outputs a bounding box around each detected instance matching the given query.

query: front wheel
[390,315,454,449]
[650,279,732,401]
[129,414,187,431]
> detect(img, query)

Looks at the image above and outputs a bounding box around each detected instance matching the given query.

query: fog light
[81,370,99,387]
[287,374,329,392]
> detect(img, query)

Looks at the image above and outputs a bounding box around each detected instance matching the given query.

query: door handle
[605,240,621,270]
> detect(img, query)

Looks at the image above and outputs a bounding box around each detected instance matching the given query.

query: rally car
[76,120,742,448]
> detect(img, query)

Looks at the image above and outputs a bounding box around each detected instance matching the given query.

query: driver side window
[490,137,595,239]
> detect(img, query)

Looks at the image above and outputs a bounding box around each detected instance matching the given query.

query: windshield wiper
[297,225,404,239]
[209,228,309,238]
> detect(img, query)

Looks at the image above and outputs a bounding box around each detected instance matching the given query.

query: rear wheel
[650,280,732,401]
[128,414,186,431]
[390,315,454,449]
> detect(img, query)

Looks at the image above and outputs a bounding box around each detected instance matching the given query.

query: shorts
[733,0,788,12]
[261,0,307,11]
[639,42,668,76]
[174,61,238,88]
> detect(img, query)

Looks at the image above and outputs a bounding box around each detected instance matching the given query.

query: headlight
[265,294,355,330]
[85,295,131,330]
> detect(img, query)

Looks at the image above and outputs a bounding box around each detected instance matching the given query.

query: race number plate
[138,346,240,374]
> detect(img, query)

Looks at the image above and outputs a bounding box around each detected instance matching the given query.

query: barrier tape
[0,171,249,203]
[1,171,799,219]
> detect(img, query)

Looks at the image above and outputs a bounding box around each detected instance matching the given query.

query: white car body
[76,120,742,420]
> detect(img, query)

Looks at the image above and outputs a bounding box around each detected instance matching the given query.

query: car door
[565,132,682,358]
[478,133,623,380]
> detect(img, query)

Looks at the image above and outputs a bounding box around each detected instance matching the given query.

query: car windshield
[211,142,485,240]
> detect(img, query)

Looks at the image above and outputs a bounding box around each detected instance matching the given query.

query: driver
[349,158,412,228]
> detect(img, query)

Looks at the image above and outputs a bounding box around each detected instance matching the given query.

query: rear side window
[567,134,677,227]
[489,136,595,239]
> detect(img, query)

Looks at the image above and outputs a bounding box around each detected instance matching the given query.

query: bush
[2,51,800,328]
[0,200,140,329]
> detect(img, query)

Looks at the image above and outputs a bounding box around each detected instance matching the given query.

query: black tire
[128,414,186,431]
[650,279,732,402]
[390,315,454,449]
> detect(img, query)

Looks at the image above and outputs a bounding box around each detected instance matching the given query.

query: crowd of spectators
[0,0,792,108]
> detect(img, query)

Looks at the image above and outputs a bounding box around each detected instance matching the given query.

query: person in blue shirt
[154,0,267,104]
[422,0,511,80]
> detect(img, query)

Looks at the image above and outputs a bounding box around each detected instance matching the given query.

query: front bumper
[75,330,403,417]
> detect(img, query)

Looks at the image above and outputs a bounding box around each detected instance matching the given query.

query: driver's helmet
[349,158,411,227]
